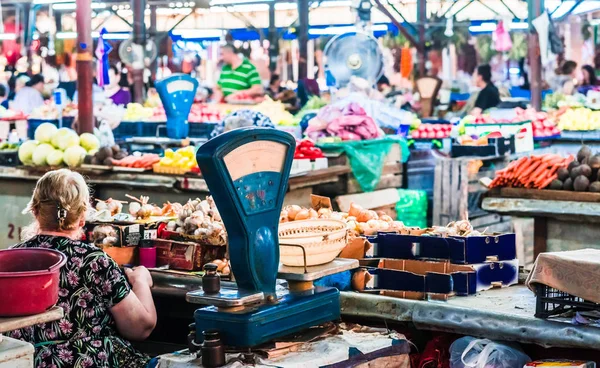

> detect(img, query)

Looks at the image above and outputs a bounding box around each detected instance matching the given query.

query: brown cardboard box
[154,239,226,271]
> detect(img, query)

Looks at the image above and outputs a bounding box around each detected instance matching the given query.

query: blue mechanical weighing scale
[155,74,199,139]
[187,127,357,348]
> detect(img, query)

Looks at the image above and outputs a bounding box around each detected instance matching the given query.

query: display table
[341,286,600,350]
[482,188,600,257]
[0,165,350,249]
[149,270,600,351]
[0,306,64,334]
[0,307,64,367]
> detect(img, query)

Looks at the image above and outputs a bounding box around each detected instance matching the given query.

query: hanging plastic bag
[492,21,512,52]
[449,337,531,368]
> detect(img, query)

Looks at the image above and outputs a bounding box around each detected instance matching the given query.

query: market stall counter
[482,188,600,257]
[340,286,600,351]
[0,165,350,249]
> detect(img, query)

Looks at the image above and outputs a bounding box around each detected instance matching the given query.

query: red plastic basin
[0,248,67,317]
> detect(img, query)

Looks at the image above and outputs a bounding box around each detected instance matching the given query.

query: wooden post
[76,0,94,134]
[528,0,544,111]
[417,0,427,77]
[131,0,147,103]
[297,0,309,80]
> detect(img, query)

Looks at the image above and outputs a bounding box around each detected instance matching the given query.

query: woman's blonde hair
[23,169,90,238]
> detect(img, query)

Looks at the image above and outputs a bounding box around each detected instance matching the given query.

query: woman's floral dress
[9,235,150,368]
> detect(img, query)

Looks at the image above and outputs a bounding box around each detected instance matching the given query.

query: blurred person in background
[104,65,131,106]
[212,43,263,103]
[12,74,45,114]
[470,64,501,115]
[0,84,8,109]
[579,64,598,95]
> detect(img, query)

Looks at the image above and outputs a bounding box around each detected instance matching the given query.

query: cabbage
[34,123,58,144]
[80,133,100,152]
[52,128,80,151]
[46,149,64,166]
[18,140,39,164]
[32,143,55,166]
[63,146,87,167]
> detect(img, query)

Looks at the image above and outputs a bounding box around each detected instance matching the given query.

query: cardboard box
[357,258,518,298]
[154,238,226,271]
[290,159,312,176]
[86,222,145,247]
[463,121,533,153]
[371,232,516,265]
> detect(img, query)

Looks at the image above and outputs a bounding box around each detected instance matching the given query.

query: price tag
[144,229,157,240]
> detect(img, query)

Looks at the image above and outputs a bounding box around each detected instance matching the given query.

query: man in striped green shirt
[213,44,263,102]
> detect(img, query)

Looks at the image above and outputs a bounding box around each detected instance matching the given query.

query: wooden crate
[432,155,515,226]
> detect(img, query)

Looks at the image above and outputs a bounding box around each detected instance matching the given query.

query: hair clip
[57,206,67,220]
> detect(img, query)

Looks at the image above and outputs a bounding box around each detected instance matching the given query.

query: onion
[348,203,362,217]
[308,209,318,219]
[295,209,310,220]
[286,205,302,220]
[221,266,230,275]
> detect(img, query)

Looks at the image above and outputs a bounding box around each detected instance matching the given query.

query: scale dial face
[223,140,288,215]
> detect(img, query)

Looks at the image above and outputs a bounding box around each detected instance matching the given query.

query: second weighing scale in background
[187,127,357,348]
[155,74,199,139]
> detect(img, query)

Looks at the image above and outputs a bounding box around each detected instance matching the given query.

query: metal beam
[417,0,426,77]
[373,0,419,48]
[108,8,133,29]
[76,0,94,134]
[387,0,417,34]
[150,4,158,80]
[452,0,476,19]
[298,0,309,79]
[268,2,278,72]
[528,0,545,111]
[557,0,584,22]
[499,0,521,20]
[131,0,147,103]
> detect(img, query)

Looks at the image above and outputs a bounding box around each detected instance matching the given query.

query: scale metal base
[193,286,339,348]
[187,258,358,347]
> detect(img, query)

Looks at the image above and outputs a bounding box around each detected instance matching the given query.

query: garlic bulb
[129,202,141,216]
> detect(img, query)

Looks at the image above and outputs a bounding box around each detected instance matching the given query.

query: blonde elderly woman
[9,169,156,368]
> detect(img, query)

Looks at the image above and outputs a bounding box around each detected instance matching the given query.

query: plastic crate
[188,122,217,139]
[27,118,73,139]
[535,284,600,319]
[0,151,19,166]
[113,121,142,138]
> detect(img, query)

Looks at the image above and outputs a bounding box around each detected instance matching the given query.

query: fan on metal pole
[118,38,159,70]
[324,31,384,88]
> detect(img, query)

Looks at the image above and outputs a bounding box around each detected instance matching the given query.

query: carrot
[518,160,540,178]
[541,154,561,163]
[510,158,530,178]
[547,163,564,177]
[537,174,557,189]
[530,163,551,180]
